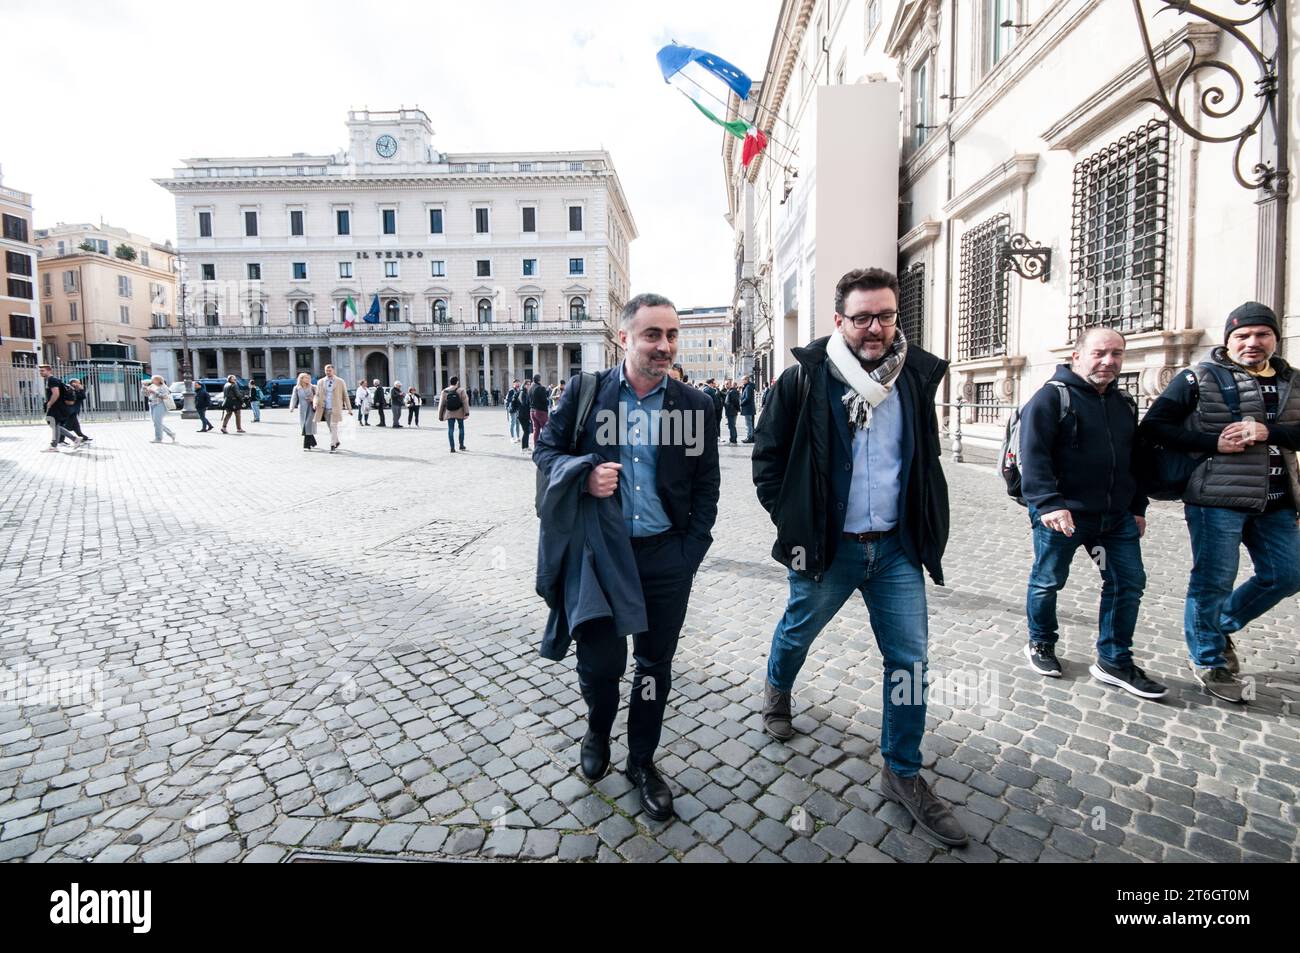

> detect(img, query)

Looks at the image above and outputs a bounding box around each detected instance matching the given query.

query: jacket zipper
[1103,389,1116,513]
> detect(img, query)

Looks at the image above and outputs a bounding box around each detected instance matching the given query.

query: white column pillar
[556,342,564,383]
[531,343,539,381]
[435,345,443,390]
[387,343,396,382]
[458,344,466,383]
[482,344,490,395]
[507,343,515,384]
[311,347,320,377]
[262,347,272,381]
[239,348,249,379]
[216,349,226,377]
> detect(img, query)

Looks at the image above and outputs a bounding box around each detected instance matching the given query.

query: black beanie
[1224,301,1280,343]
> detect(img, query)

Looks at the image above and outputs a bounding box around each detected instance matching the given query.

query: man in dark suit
[534,292,720,822]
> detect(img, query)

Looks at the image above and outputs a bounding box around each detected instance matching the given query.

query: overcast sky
[0,0,781,307]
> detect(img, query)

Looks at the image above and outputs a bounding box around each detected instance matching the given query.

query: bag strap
[568,372,599,452]
[1201,362,1243,421]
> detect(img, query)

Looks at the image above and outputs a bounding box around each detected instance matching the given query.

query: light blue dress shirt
[843,386,902,532]
[618,365,672,537]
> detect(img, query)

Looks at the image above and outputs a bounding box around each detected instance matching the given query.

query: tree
[78,240,97,253]
[114,243,137,261]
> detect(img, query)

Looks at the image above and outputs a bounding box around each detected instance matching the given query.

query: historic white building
[727,0,1297,451]
[151,108,636,392]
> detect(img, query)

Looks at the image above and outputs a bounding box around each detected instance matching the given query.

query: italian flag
[343,296,357,330]
[689,101,769,168]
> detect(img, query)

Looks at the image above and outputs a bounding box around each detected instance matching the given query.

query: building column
[434,345,443,390]
[557,342,564,383]
[216,349,226,378]
[507,343,515,385]
[239,348,249,379]
[457,344,466,384]
[531,343,539,381]
[386,343,396,382]
[482,343,490,394]
[262,347,272,381]
[310,346,320,377]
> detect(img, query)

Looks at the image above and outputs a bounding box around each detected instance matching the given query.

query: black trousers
[575,531,695,767]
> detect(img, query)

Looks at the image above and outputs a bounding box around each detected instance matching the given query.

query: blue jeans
[508,409,519,439]
[1026,510,1146,667]
[767,532,928,777]
[744,413,755,439]
[149,402,174,441]
[447,418,464,448]
[1184,503,1300,668]
[251,400,261,422]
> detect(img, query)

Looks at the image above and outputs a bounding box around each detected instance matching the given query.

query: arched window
[385,299,400,322]
[569,296,586,321]
[477,298,492,323]
[294,301,309,325]
[204,301,220,326]
[523,297,538,322]
[338,300,349,323]
[251,303,265,326]
[433,298,448,323]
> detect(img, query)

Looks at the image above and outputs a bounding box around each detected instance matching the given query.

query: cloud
[0,0,780,307]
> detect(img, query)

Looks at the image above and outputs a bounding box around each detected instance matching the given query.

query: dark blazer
[194,387,210,411]
[534,368,721,571]
[740,383,756,414]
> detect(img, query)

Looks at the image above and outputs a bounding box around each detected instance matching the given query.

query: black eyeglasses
[844,310,898,329]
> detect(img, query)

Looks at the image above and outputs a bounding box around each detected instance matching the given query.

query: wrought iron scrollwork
[1131,0,1282,191]
[997,233,1052,282]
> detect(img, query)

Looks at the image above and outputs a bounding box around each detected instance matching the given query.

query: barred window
[1069,119,1169,340]
[1114,371,1150,413]
[898,261,925,347]
[957,212,1010,360]
[974,382,998,424]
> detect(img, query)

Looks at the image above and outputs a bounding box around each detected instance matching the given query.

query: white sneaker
[70,436,85,450]
[170,433,179,443]
[41,446,59,453]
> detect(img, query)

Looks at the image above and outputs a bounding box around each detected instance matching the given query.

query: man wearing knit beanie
[1140,300,1300,703]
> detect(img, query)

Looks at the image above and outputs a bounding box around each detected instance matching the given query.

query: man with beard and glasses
[1018,328,1166,700]
[533,292,719,823]
[1140,301,1300,703]
[752,266,968,847]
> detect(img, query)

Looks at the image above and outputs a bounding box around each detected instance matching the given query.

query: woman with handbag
[141,375,177,444]
[356,380,372,426]
[406,387,422,426]
[288,372,318,451]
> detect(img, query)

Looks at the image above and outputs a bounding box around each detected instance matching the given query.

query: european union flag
[362,295,381,324]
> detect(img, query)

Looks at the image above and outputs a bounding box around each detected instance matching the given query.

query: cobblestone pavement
[1,409,1297,863]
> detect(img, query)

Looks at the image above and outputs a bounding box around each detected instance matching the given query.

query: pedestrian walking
[406,387,422,426]
[373,379,387,427]
[1017,328,1166,699]
[517,378,534,451]
[249,381,264,422]
[313,364,353,453]
[289,372,318,451]
[505,378,523,441]
[438,375,470,453]
[389,382,404,428]
[751,266,967,847]
[723,380,740,444]
[529,373,550,445]
[38,364,83,452]
[60,378,91,444]
[1139,301,1300,702]
[220,375,245,434]
[534,292,719,822]
[356,380,372,425]
[194,382,214,432]
[140,374,177,444]
[739,375,756,443]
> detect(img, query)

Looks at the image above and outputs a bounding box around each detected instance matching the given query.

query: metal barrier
[0,361,150,426]
[937,397,1018,463]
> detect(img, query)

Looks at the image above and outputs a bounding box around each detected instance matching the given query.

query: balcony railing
[146,319,606,341]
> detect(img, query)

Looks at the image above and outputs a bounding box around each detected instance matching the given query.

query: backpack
[444,387,462,412]
[534,371,600,517]
[1001,381,1075,506]
[1135,363,1240,500]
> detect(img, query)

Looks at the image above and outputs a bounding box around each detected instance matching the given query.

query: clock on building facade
[375,134,398,158]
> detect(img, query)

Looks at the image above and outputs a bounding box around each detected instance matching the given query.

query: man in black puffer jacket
[751,266,964,848]
[1019,327,1165,701]
[1140,301,1300,703]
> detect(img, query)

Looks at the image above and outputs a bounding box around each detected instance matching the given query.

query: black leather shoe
[579,729,610,781]
[626,761,674,822]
